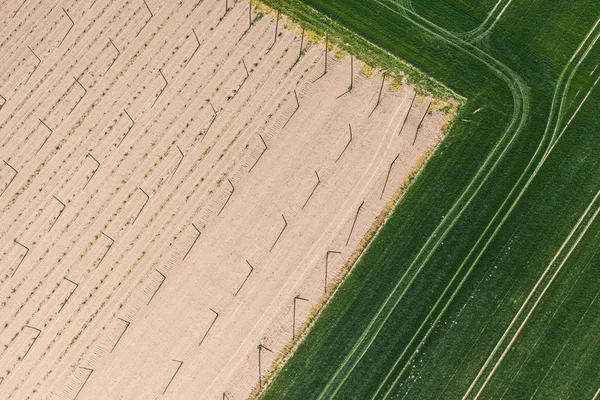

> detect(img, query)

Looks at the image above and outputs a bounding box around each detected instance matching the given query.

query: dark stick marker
[346,201,364,246]
[248,134,267,172]
[135,0,153,38]
[11,240,29,278]
[110,318,131,352]
[258,344,273,389]
[36,118,53,155]
[147,269,166,305]
[380,153,400,200]
[97,232,115,269]
[25,46,41,84]
[185,29,201,67]
[83,153,100,190]
[412,102,432,146]
[302,171,320,210]
[151,69,168,108]
[282,90,300,129]
[12,0,27,18]
[217,178,234,216]
[118,109,135,147]
[269,214,288,252]
[133,187,150,223]
[183,223,201,260]
[70,76,87,115]
[59,8,75,47]
[58,277,78,313]
[399,92,417,136]
[50,195,66,230]
[198,308,219,347]
[369,73,386,118]
[163,360,183,394]
[1,160,18,198]
[104,38,121,75]
[234,260,254,296]
[22,325,41,360]
[335,124,353,163]
[74,367,93,400]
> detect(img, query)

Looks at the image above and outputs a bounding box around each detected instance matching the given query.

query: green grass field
[259,0,600,399]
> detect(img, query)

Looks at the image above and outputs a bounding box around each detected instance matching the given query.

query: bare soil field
[0,0,446,398]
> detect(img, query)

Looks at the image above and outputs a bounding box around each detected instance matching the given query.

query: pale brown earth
[0,0,446,399]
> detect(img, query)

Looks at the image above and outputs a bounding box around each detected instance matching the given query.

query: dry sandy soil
[0,0,446,398]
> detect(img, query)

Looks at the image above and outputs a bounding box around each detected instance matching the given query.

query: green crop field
[259,0,600,399]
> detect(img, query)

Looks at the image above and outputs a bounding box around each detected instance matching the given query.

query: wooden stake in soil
[258,344,273,389]
[110,318,131,352]
[336,55,354,99]
[335,123,353,163]
[269,214,288,252]
[198,308,219,347]
[202,101,218,141]
[235,260,254,296]
[302,171,320,210]
[133,187,150,223]
[185,29,201,67]
[118,109,135,147]
[369,73,386,118]
[11,240,29,278]
[412,102,431,146]
[104,38,121,75]
[380,153,400,200]
[232,58,250,98]
[274,11,280,43]
[136,0,153,38]
[12,0,27,18]
[59,8,75,47]
[324,250,341,293]
[83,153,100,189]
[97,232,115,268]
[292,296,309,339]
[151,68,168,108]
[217,178,234,216]
[183,223,201,260]
[148,269,166,305]
[170,145,185,181]
[313,34,329,82]
[25,46,41,84]
[36,118,53,155]
[74,367,93,400]
[50,195,66,230]
[282,90,300,129]
[1,160,18,198]
[266,10,280,53]
[58,277,78,313]
[70,76,87,115]
[163,360,183,394]
[346,201,364,246]
[249,134,268,172]
[22,325,41,360]
[398,92,417,136]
